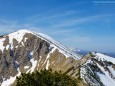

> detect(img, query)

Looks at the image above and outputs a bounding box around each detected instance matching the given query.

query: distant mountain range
[0,30,115,86]
[103,52,115,58]
[72,48,89,56]
[73,48,115,58]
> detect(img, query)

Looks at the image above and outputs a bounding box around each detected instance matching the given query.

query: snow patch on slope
[14,61,19,71]
[1,66,21,86]
[96,63,115,86]
[6,45,10,50]
[24,37,28,42]
[96,53,115,64]
[80,64,100,86]
[29,58,37,73]
[27,51,37,73]
[46,45,56,70]
[8,30,32,49]
[108,66,115,77]
[0,38,5,52]
[8,30,31,44]
[37,56,42,68]
[24,66,30,69]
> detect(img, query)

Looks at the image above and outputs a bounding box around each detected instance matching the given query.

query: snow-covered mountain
[81,52,115,86]
[0,30,81,86]
[0,29,115,86]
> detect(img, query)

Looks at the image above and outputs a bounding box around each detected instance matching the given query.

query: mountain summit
[0,30,115,86]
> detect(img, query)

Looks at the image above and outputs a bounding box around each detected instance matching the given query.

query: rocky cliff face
[0,30,115,86]
[81,52,115,86]
[0,30,82,86]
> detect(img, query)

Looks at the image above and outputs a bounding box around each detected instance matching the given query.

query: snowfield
[81,52,115,86]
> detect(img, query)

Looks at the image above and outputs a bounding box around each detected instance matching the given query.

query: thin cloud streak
[52,14,111,28]
[27,10,77,23]
[0,19,56,34]
[62,37,91,43]
[0,19,33,33]
[50,29,76,35]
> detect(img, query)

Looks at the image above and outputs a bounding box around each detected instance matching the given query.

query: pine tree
[16,69,78,86]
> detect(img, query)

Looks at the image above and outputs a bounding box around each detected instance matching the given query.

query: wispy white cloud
[0,20,18,33]
[0,19,53,34]
[52,14,111,28]
[26,10,77,23]
[62,37,91,43]
[49,29,76,35]
[0,19,33,33]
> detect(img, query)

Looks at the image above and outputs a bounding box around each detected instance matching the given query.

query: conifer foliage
[16,69,78,86]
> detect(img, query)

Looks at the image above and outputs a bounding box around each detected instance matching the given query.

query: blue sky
[0,0,115,53]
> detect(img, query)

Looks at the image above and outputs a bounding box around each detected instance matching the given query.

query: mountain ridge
[0,29,81,86]
[0,29,115,86]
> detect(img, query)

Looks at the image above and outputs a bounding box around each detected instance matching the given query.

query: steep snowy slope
[4,30,80,59]
[0,30,81,86]
[81,52,115,86]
